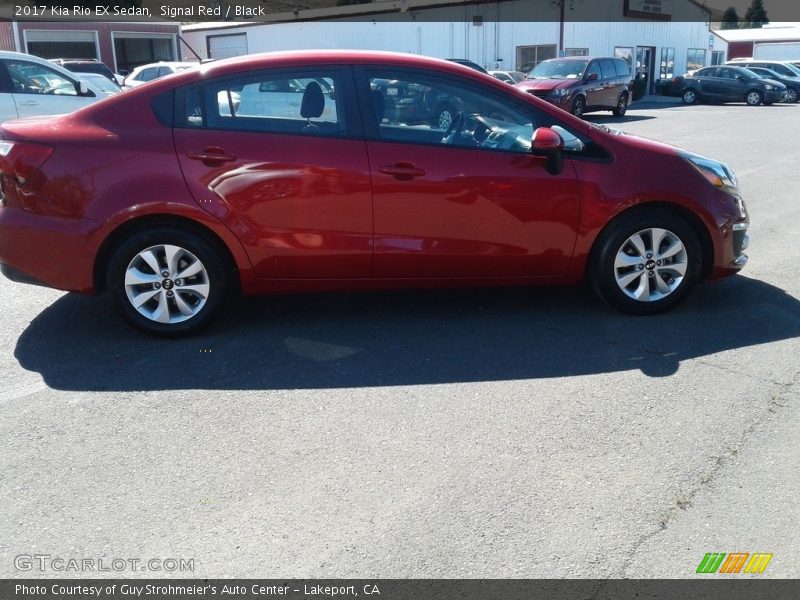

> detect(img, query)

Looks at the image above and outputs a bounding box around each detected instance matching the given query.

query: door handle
[187,147,237,166]
[19,101,38,107]
[379,162,426,181]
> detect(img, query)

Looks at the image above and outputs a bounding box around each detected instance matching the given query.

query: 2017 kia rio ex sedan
[0,50,750,335]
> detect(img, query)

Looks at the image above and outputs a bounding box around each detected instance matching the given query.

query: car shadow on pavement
[13,276,800,392]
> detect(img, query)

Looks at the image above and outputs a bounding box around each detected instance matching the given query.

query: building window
[516,44,557,73]
[686,49,706,72]
[564,48,588,57]
[614,47,634,72]
[711,51,725,65]
[660,47,675,79]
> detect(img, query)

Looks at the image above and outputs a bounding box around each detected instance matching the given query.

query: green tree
[720,6,740,29]
[743,0,769,28]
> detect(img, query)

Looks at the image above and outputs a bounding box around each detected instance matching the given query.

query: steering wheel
[442,112,494,146]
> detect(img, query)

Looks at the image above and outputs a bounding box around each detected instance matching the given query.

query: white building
[182,0,719,94]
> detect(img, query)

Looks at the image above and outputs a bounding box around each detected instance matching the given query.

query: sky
[703,0,797,22]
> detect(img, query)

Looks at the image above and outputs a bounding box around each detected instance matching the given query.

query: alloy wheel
[613,228,687,302]
[124,244,210,324]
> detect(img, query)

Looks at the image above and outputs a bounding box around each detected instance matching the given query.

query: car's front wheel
[786,88,799,103]
[571,96,586,117]
[107,227,231,336]
[745,89,763,106]
[589,210,702,315]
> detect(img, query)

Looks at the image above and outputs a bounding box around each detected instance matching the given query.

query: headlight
[680,151,738,193]
[550,88,571,97]
[765,84,775,90]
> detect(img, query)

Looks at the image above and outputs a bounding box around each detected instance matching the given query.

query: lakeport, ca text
[15,584,380,597]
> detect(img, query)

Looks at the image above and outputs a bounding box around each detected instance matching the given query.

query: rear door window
[178,69,347,137]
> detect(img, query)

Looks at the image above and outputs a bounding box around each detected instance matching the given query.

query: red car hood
[516,78,573,92]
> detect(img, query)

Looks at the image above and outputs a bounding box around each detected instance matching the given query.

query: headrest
[301,82,325,119]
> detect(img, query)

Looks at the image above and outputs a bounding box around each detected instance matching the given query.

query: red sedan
[0,51,749,335]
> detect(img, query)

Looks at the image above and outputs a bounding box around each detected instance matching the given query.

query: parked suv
[515,56,633,117]
[0,50,105,123]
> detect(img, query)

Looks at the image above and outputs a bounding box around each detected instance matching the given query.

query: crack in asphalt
[616,375,798,577]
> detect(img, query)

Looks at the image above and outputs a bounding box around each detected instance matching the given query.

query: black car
[446,58,489,74]
[744,66,800,103]
[49,58,120,84]
[680,66,786,106]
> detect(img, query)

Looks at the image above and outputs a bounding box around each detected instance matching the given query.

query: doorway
[636,46,656,96]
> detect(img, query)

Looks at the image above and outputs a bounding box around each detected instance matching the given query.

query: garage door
[25,30,98,60]
[208,34,248,60]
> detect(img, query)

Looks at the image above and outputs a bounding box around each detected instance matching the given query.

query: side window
[157,67,173,78]
[614,59,630,78]
[137,68,159,82]
[5,60,78,96]
[719,68,735,79]
[366,69,538,153]
[599,60,616,80]
[180,70,345,136]
[585,61,601,80]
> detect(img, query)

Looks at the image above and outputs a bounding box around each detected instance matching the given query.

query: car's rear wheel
[785,88,798,103]
[571,96,586,117]
[746,89,763,106]
[612,91,628,117]
[107,227,230,336]
[589,210,702,315]
[681,89,698,104]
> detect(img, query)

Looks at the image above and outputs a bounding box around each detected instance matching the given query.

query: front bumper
[765,89,786,103]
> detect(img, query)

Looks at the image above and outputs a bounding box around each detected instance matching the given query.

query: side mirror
[531,127,564,175]
[586,72,599,82]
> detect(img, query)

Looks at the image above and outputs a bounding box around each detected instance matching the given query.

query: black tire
[681,88,698,104]
[588,209,702,315]
[786,88,799,103]
[571,96,586,117]
[107,226,231,336]
[611,91,628,117]
[745,89,763,106]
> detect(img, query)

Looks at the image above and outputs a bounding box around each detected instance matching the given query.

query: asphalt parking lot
[1,99,798,579]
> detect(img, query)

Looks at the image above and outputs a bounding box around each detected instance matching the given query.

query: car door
[713,68,739,101]
[599,59,619,106]
[692,67,720,99]
[173,67,374,279]
[4,58,96,118]
[358,67,580,278]
[583,60,605,109]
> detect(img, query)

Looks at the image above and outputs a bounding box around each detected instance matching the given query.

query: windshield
[78,73,119,92]
[529,59,589,80]
[783,62,800,76]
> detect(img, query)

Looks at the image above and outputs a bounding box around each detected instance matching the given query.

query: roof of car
[198,50,497,81]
